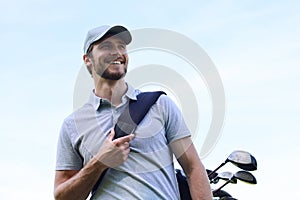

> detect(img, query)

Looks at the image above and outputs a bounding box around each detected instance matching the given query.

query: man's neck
[93,78,127,106]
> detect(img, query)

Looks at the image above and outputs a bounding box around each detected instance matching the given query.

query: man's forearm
[171,137,213,200]
[54,157,107,200]
[188,165,212,200]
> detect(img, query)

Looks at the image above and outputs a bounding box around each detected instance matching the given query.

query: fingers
[113,133,134,147]
[121,142,130,150]
[107,128,115,141]
[115,133,135,144]
[97,130,134,168]
[107,128,134,148]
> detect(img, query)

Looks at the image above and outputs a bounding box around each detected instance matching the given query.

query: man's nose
[110,46,123,56]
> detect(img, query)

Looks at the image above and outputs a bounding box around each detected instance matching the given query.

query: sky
[0,0,299,199]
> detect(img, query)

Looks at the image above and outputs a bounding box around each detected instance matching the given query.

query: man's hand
[54,129,134,200]
[94,128,135,168]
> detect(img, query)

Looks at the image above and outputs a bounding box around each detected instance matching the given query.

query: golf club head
[217,172,237,184]
[233,171,257,184]
[211,172,237,184]
[226,150,257,171]
[213,170,257,195]
[213,189,232,198]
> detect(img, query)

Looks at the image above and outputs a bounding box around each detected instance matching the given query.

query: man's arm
[170,136,212,200]
[54,129,134,200]
[54,159,106,200]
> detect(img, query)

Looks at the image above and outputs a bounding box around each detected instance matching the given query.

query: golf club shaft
[213,180,231,195]
[208,162,226,179]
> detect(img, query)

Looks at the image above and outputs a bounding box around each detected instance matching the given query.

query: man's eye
[119,45,126,49]
[100,44,110,49]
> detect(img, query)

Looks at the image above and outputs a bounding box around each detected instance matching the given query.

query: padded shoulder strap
[114,91,166,139]
[129,91,166,124]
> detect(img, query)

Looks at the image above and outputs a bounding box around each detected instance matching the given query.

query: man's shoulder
[60,102,96,141]
[63,102,94,124]
[154,93,174,106]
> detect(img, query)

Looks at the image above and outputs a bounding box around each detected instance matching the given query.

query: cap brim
[93,25,132,46]
[105,26,132,44]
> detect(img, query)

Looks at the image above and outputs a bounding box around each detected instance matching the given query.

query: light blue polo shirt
[56,84,191,200]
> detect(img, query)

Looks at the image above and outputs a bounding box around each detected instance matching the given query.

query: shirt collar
[88,83,139,111]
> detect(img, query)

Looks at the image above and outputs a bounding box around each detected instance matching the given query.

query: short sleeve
[55,116,83,170]
[157,95,191,143]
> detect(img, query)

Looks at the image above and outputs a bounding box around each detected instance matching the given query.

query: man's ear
[83,54,93,75]
[83,54,91,65]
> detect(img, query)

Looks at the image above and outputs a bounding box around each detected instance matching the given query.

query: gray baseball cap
[83,25,132,54]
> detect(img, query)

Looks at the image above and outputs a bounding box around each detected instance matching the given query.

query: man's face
[88,35,129,80]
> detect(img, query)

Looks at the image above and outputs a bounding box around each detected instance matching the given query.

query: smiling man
[54,25,212,200]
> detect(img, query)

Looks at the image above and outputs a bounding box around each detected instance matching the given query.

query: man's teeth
[112,61,122,64]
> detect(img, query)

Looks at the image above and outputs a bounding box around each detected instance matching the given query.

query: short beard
[99,68,127,80]
[90,57,127,80]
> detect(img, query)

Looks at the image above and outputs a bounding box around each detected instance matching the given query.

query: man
[54,25,212,200]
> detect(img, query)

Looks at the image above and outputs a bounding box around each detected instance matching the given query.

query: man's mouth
[107,58,126,66]
[111,60,123,65]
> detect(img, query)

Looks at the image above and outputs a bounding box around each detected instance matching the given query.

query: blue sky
[0,0,299,199]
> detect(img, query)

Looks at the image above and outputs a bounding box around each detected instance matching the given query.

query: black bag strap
[92,91,166,195]
[114,91,166,139]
